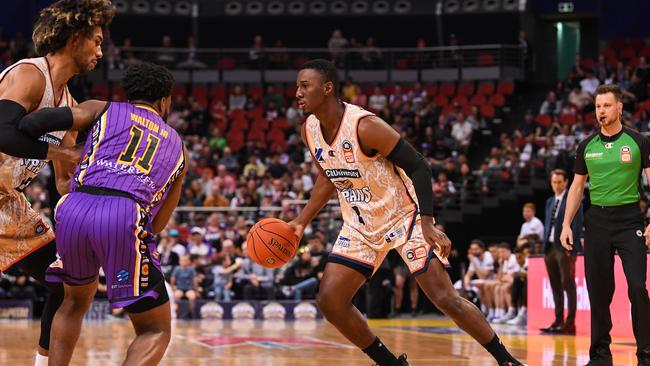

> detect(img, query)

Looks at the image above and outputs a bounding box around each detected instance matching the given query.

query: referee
[561,84,650,366]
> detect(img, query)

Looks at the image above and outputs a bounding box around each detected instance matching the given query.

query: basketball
[246,218,299,268]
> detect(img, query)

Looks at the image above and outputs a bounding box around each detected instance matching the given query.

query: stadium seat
[457,82,475,97]
[559,114,576,125]
[251,118,269,132]
[91,83,109,99]
[247,85,263,99]
[192,85,209,108]
[111,85,127,101]
[451,95,468,106]
[581,58,595,70]
[476,81,495,96]
[535,114,552,128]
[433,95,449,107]
[620,47,636,61]
[285,85,297,101]
[640,47,650,58]
[584,113,597,125]
[209,86,227,104]
[497,81,514,95]
[608,38,626,50]
[228,108,246,121]
[470,94,487,106]
[488,93,505,107]
[247,107,264,120]
[272,118,289,130]
[424,83,437,97]
[480,104,495,118]
[629,37,646,50]
[438,83,455,97]
[461,104,474,116]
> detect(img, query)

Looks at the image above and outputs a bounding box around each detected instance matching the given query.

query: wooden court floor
[0,318,641,365]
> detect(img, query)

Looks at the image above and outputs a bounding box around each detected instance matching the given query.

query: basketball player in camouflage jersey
[290,59,525,366]
[0,1,114,364]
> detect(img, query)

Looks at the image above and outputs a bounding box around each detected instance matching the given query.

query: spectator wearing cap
[157,230,180,279]
[167,229,186,257]
[187,227,213,266]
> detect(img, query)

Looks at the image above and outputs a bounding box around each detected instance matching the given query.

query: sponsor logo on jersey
[620,145,632,163]
[328,150,335,157]
[604,142,614,149]
[406,246,428,261]
[336,236,350,248]
[314,148,325,162]
[384,226,405,243]
[324,169,361,179]
[342,140,355,163]
[34,222,46,235]
[585,152,603,160]
[116,269,130,282]
[636,230,643,237]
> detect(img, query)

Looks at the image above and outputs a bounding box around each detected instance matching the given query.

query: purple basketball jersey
[71,102,185,213]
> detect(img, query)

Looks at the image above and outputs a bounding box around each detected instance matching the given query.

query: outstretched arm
[18,99,107,138]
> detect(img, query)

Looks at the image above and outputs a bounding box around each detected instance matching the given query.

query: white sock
[35,352,48,366]
[496,308,504,318]
[507,307,516,316]
[487,308,494,318]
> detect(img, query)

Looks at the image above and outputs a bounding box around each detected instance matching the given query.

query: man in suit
[541,169,583,335]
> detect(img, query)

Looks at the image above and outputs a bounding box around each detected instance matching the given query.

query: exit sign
[558,2,574,13]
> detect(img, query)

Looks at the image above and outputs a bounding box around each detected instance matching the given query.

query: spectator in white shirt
[368,86,387,111]
[461,240,496,317]
[491,243,521,323]
[519,202,544,239]
[580,70,600,96]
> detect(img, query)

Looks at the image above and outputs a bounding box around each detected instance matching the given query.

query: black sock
[363,337,399,366]
[482,335,518,364]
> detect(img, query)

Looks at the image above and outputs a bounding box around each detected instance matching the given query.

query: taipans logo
[116,269,130,282]
[585,152,604,160]
[620,145,632,163]
[333,179,372,203]
[342,140,355,163]
[314,148,325,162]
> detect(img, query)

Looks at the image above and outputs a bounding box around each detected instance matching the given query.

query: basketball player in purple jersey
[19,62,188,365]
[0,1,114,364]
[290,59,525,366]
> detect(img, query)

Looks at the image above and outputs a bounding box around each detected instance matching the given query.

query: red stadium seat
[535,114,552,128]
[250,118,269,132]
[497,81,514,95]
[438,83,455,97]
[267,128,285,143]
[394,58,409,69]
[230,119,249,132]
[210,86,227,104]
[488,93,505,107]
[620,47,636,61]
[272,118,289,130]
[172,84,187,100]
[608,38,626,50]
[476,81,495,96]
[247,128,266,144]
[111,85,127,101]
[192,86,209,108]
[91,83,109,99]
[292,57,309,69]
[629,37,646,50]
[457,82,475,97]
[451,95,468,106]
[247,85,263,99]
[559,114,576,125]
[581,58,595,70]
[584,113,597,125]
[433,95,449,107]
[228,108,246,121]
[640,99,650,112]
[470,94,487,106]
[247,107,264,120]
[285,85,297,100]
[480,104,495,118]
[461,104,474,116]
[424,83,437,97]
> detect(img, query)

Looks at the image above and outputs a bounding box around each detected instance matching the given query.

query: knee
[316,290,345,318]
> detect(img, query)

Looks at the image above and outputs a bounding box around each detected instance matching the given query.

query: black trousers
[544,247,577,326]
[584,203,650,358]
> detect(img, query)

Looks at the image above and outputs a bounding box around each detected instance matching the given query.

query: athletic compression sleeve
[0,99,48,159]
[386,138,434,216]
[18,107,73,138]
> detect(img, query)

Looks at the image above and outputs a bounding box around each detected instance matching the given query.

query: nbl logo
[314,148,325,162]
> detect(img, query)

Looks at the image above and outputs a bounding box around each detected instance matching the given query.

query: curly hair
[32,0,115,56]
[122,62,174,103]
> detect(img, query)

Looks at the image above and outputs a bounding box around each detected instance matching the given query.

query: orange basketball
[246,218,299,268]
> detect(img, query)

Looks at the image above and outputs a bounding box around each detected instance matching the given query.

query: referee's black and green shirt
[575,127,650,206]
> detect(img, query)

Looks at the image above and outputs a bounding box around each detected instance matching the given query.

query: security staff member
[561,84,650,366]
[541,169,583,335]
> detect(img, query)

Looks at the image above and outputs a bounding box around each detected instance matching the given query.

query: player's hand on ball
[559,226,573,251]
[422,220,451,259]
[287,220,305,242]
